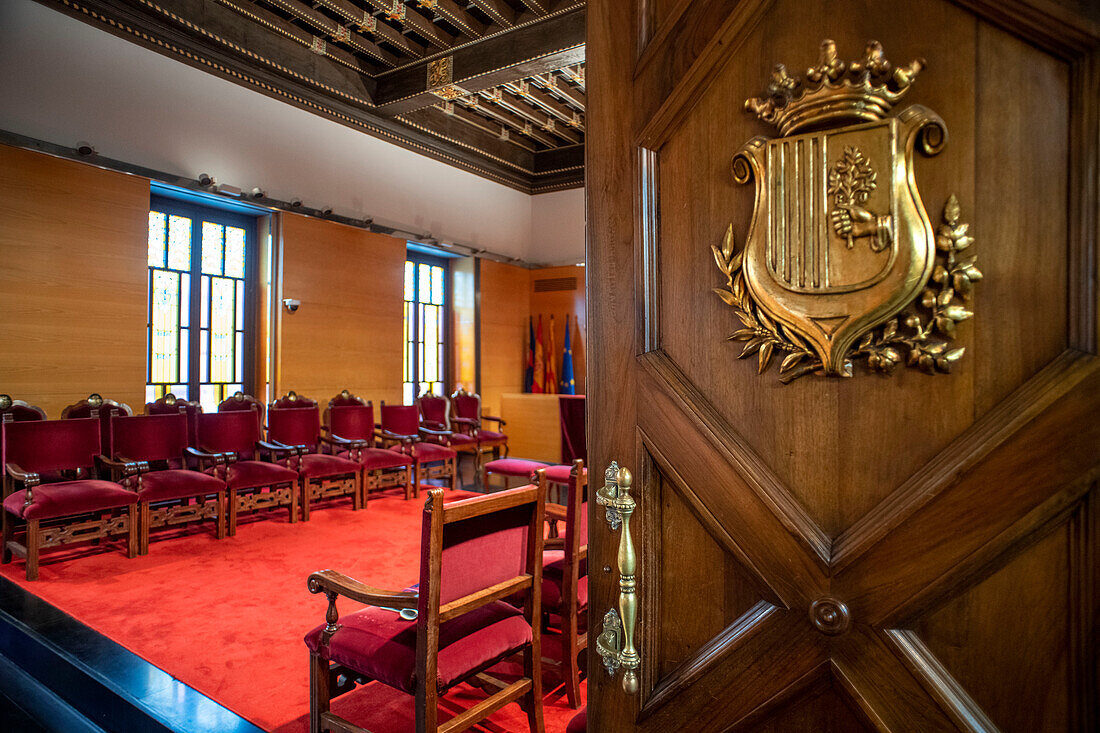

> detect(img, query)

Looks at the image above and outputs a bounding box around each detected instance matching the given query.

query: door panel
[587,0,1099,730]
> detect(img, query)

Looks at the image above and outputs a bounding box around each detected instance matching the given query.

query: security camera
[250,187,265,199]
[198,173,215,187]
[76,141,96,156]
[321,205,334,216]
[290,198,303,207]
[282,298,301,313]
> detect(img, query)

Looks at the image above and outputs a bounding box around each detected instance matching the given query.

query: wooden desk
[501,393,584,463]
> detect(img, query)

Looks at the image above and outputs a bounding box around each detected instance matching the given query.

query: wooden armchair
[378,403,456,497]
[217,391,266,433]
[2,417,137,579]
[452,388,509,468]
[537,460,588,708]
[194,410,300,534]
[0,394,47,422]
[305,484,547,733]
[268,393,361,520]
[419,390,479,471]
[324,394,413,502]
[61,393,133,464]
[104,412,227,554]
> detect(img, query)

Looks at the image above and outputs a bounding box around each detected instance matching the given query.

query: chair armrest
[187,447,235,469]
[543,537,565,551]
[5,462,40,487]
[320,434,366,449]
[544,504,568,521]
[481,415,506,427]
[451,417,478,426]
[307,569,418,609]
[418,426,452,438]
[98,454,149,478]
[377,429,416,443]
[258,440,307,456]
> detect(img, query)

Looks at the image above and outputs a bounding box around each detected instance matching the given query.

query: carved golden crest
[716,40,981,381]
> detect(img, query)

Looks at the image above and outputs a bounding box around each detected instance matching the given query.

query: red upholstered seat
[283,453,360,479]
[543,464,587,485]
[137,470,226,503]
[210,461,298,490]
[304,600,531,695]
[448,432,477,447]
[338,448,412,470]
[3,480,137,520]
[485,458,547,478]
[411,442,457,462]
[542,551,589,609]
[477,429,506,442]
[566,708,587,733]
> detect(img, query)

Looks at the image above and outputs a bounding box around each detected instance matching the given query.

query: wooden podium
[500,393,584,464]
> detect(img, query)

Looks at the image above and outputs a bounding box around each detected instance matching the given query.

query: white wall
[0,0,584,263]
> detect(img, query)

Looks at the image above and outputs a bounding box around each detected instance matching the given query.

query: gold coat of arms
[715,40,981,382]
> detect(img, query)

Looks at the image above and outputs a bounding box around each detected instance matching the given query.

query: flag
[560,315,576,394]
[545,315,558,395]
[532,315,545,393]
[523,316,534,392]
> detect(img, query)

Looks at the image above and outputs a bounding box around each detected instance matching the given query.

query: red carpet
[0,489,586,732]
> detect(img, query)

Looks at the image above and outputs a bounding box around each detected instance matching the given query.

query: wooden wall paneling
[478,259,531,418]
[530,263,587,394]
[451,256,477,392]
[500,393,562,463]
[0,145,148,417]
[277,213,405,406]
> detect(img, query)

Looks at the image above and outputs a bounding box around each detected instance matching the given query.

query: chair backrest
[62,393,132,457]
[0,394,47,422]
[327,389,367,409]
[416,392,450,430]
[145,393,201,446]
[111,413,189,463]
[270,390,318,409]
[559,395,587,464]
[560,460,588,562]
[218,391,265,433]
[380,403,420,437]
[419,482,546,619]
[3,418,102,475]
[450,389,482,422]
[198,410,260,459]
[268,405,321,450]
[325,403,374,442]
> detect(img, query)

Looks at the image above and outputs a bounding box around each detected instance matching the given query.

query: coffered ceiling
[39,0,585,192]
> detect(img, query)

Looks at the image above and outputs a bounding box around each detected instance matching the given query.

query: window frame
[147,194,258,407]
[403,251,452,404]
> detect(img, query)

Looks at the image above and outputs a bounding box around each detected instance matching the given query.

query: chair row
[305,461,589,733]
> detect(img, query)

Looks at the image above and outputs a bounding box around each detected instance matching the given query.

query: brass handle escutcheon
[595,461,639,694]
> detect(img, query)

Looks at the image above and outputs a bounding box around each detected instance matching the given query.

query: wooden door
[586,1,1099,730]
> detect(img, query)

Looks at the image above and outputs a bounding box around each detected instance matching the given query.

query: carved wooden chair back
[217,391,265,434]
[61,394,132,459]
[268,405,322,453]
[0,395,47,422]
[450,388,482,424]
[110,413,190,466]
[4,418,102,481]
[325,403,375,443]
[416,391,450,431]
[379,403,421,439]
[198,410,262,460]
[145,393,201,447]
[269,390,318,410]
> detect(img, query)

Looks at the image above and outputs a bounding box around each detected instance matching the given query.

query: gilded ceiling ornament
[715,40,980,382]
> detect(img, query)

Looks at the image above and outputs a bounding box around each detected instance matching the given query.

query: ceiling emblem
[714,40,980,382]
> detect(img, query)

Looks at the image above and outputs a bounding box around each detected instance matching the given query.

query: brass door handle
[595,461,639,694]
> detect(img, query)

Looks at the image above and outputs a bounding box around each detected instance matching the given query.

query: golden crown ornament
[714,40,981,382]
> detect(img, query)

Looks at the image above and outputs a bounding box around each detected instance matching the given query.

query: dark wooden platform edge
[0,575,264,733]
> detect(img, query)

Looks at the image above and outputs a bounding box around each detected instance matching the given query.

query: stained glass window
[403,253,447,404]
[147,197,253,412]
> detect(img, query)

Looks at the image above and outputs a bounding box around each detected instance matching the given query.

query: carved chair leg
[414,679,438,733]
[25,519,40,581]
[412,462,420,500]
[215,492,226,539]
[564,604,581,709]
[301,479,311,522]
[139,501,150,556]
[449,458,456,490]
[483,466,490,492]
[290,482,300,524]
[2,510,12,564]
[228,489,238,536]
[352,472,362,511]
[309,653,330,733]
[523,638,545,733]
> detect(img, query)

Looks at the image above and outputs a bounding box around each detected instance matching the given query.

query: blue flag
[560,315,576,394]
[523,316,535,392]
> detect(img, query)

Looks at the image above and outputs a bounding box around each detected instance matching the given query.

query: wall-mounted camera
[282,298,301,313]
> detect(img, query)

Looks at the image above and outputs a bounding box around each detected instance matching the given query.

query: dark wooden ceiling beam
[372,6,584,113]
[560,63,584,91]
[516,0,548,13]
[535,71,585,110]
[312,0,427,57]
[462,97,560,147]
[481,88,581,144]
[502,79,576,125]
[439,102,538,151]
[398,105,536,169]
[429,0,490,39]
[469,0,516,27]
[359,0,456,50]
[260,0,397,65]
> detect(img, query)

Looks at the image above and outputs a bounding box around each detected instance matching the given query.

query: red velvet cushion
[411,442,456,462]
[112,414,189,463]
[484,458,546,478]
[439,499,530,605]
[328,405,374,442]
[543,464,587,485]
[209,460,298,490]
[566,708,587,733]
[418,396,448,426]
[268,407,321,449]
[137,469,225,502]
[477,429,507,442]
[339,449,412,470]
[198,411,260,458]
[380,405,420,437]
[3,479,136,520]
[452,393,480,421]
[448,432,476,446]
[286,453,360,479]
[542,550,589,609]
[304,600,530,695]
[3,418,101,474]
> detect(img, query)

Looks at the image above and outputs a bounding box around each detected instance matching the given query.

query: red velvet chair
[378,403,456,498]
[61,393,133,464]
[104,412,227,554]
[195,410,299,534]
[538,460,588,708]
[452,388,509,464]
[217,391,265,433]
[2,417,137,580]
[145,392,202,452]
[268,394,361,520]
[419,390,480,473]
[305,484,547,733]
[566,708,586,733]
[0,394,46,422]
[324,395,413,502]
